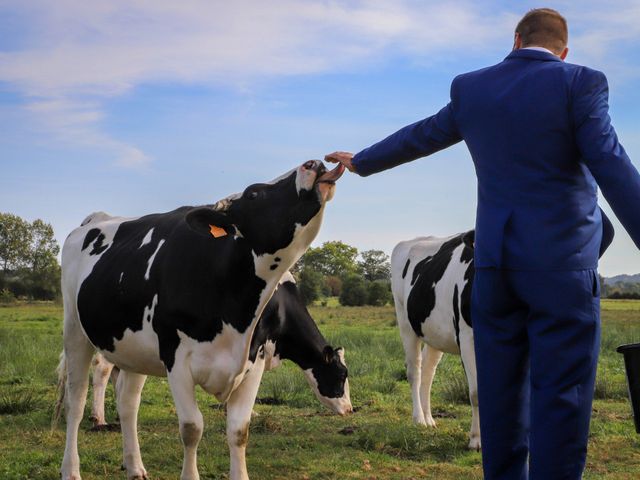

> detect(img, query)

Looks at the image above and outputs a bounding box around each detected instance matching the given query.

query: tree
[367,280,392,306]
[297,267,323,305]
[324,275,343,297]
[359,249,391,281]
[299,241,360,278]
[339,274,368,306]
[0,213,32,271]
[0,213,61,300]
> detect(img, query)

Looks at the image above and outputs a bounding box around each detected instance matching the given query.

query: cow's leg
[90,353,115,427]
[419,344,444,428]
[116,370,148,479]
[168,369,203,480]
[460,329,481,451]
[400,329,426,425]
[226,353,266,480]
[61,316,95,480]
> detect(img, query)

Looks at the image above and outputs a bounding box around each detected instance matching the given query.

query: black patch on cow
[407,234,465,338]
[410,256,431,286]
[269,264,278,270]
[82,228,109,256]
[249,281,347,399]
[89,233,108,256]
[460,262,473,328]
[452,284,461,347]
[77,207,266,371]
[82,229,101,251]
[401,259,410,279]
[459,230,474,328]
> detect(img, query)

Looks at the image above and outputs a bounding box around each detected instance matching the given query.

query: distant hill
[604,274,640,286]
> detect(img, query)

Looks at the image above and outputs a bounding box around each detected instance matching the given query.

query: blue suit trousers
[472,269,601,480]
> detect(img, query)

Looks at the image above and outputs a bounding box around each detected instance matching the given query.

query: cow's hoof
[412,414,426,426]
[424,415,437,428]
[468,437,481,451]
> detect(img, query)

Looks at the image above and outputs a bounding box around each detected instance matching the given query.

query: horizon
[3,1,640,277]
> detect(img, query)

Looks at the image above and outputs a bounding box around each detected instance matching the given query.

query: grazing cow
[88,272,352,428]
[58,160,344,480]
[391,231,480,450]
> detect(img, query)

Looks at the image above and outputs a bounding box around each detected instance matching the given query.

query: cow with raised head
[58,160,344,480]
[88,271,352,429]
[391,231,480,450]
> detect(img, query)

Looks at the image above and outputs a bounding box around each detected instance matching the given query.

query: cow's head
[186,160,344,269]
[304,346,352,416]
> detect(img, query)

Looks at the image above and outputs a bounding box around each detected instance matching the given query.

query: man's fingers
[325,151,356,173]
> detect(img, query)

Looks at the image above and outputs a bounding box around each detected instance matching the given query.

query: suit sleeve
[573,68,640,249]
[351,97,462,177]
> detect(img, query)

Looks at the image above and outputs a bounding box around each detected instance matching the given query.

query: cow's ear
[186,208,234,237]
[322,345,334,364]
[335,347,346,364]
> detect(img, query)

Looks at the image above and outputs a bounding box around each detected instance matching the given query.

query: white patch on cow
[143,294,158,323]
[253,210,325,284]
[144,239,165,280]
[303,369,352,416]
[119,272,124,284]
[262,340,282,371]
[139,228,154,248]
[103,307,165,376]
[175,323,249,402]
[80,211,112,226]
[266,167,297,187]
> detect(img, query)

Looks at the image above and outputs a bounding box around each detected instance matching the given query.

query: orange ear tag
[209,224,227,238]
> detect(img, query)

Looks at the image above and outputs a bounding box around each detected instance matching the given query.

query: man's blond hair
[516,8,568,54]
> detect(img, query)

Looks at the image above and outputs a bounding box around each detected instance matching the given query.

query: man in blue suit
[326,8,640,480]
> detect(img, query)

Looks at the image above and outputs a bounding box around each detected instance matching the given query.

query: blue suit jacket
[352,49,640,270]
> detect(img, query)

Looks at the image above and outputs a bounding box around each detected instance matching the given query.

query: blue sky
[2,0,640,276]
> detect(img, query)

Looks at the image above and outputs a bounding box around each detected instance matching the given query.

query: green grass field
[0,300,639,479]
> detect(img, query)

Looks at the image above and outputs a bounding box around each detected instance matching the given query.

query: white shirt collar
[522,46,555,55]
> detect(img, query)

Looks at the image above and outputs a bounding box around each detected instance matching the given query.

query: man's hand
[324,151,356,173]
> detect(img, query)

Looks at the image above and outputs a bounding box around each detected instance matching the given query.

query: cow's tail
[51,350,67,430]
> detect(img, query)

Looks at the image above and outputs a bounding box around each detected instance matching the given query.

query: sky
[2,0,640,276]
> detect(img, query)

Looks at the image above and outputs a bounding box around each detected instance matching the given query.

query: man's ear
[185,207,234,237]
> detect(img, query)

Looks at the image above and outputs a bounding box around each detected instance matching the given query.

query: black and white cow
[391,231,480,450]
[58,160,344,480]
[88,271,352,428]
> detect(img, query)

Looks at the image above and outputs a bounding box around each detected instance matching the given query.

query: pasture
[0,300,639,479]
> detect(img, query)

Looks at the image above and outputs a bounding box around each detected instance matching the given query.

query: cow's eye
[247,191,259,200]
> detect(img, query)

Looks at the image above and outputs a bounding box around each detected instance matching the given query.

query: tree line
[0,212,61,302]
[293,241,392,306]
[10,210,634,305]
[0,212,392,306]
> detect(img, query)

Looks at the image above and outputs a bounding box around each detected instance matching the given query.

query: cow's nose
[302,160,326,175]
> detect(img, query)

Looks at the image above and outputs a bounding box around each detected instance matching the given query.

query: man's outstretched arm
[326,102,462,177]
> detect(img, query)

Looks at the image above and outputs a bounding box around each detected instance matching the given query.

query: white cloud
[1,0,639,166]
[0,0,512,166]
